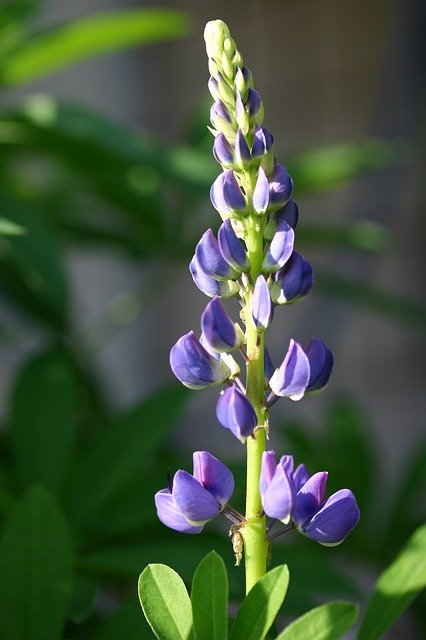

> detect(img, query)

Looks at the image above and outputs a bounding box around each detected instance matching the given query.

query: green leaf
[230,565,290,640]
[69,384,188,529]
[0,217,26,236]
[0,8,191,85]
[276,601,359,640]
[94,598,151,640]
[192,551,228,640]
[10,346,79,495]
[138,564,193,640]
[0,486,73,640]
[357,524,426,640]
[316,270,426,332]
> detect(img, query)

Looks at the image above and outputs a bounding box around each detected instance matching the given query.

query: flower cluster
[157,19,359,553]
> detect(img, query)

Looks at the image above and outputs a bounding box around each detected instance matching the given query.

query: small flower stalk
[158,19,359,594]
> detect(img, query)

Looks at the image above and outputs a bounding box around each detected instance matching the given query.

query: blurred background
[0,1,424,638]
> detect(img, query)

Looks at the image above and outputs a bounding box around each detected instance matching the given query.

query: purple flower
[270,252,314,304]
[246,88,262,117]
[268,163,293,210]
[252,166,270,215]
[195,229,237,281]
[262,218,295,274]
[305,338,334,395]
[276,198,299,230]
[260,451,296,524]
[170,331,231,389]
[213,133,234,168]
[210,100,233,126]
[251,275,273,332]
[264,347,274,382]
[216,385,257,441]
[218,219,251,273]
[293,472,360,545]
[235,129,251,167]
[189,256,238,298]
[252,126,274,159]
[210,170,247,218]
[201,297,244,353]
[269,338,333,400]
[269,339,311,400]
[155,451,234,534]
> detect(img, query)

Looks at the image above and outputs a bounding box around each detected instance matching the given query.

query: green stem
[242,217,269,593]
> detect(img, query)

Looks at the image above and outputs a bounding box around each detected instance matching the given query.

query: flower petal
[173,470,220,524]
[262,464,296,524]
[192,451,234,507]
[216,385,257,442]
[293,471,328,528]
[269,339,310,400]
[155,490,204,534]
[303,489,360,545]
[260,450,277,499]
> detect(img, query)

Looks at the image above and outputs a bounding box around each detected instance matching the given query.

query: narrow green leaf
[0,217,26,236]
[357,524,426,640]
[192,551,228,640]
[276,601,358,640]
[10,346,79,495]
[138,564,193,640]
[231,565,290,640]
[0,486,73,640]
[94,598,151,640]
[69,384,188,528]
[0,8,191,85]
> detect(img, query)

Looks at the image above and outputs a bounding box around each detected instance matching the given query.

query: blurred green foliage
[0,2,424,638]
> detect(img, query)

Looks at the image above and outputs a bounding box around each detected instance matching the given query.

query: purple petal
[276,199,299,229]
[201,297,241,352]
[199,332,220,359]
[260,450,278,498]
[269,163,293,210]
[218,220,250,273]
[262,218,294,273]
[195,229,236,280]
[251,275,273,332]
[252,126,274,158]
[216,385,257,442]
[262,464,296,524]
[235,129,251,165]
[189,256,238,298]
[210,100,232,124]
[208,76,220,102]
[210,170,246,216]
[173,470,220,524]
[293,471,328,528]
[293,463,310,491]
[247,88,262,117]
[264,347,274,382]
[305,338,334,394]
[269,339,310,400]
[252,166,270,214]
[192,451,234,507]
[303,489,360,545]
[213,133,234,167]
[155,490,203,534]
[271,252,313,304]
[279,455,294,476]
[170,330,231,389]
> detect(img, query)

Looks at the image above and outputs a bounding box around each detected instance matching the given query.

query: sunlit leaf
[192,551,228,640]
[357,524,426,640]
[0,217,25,236]
[138,564,193,640]
[276,601,358,640]
[0,8,191,85]
[0,486,73,640]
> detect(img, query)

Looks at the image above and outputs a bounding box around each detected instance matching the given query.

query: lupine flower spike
[158,19,359,590]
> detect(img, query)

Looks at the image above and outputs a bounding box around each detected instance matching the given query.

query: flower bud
[305,338,334,395]
[195,229,237,281]
[204,20,230,61]
[262,218,294,274]
[276,198,299,229]
[210,101,236,138]
[207,76,221,102]
[269,339,310,401]
[235,129,251,168]
[268,163,293,210]
[251,275,273,332]
[217,71,235,105]
[216,384,257,442]
[170,331,231,390]
[210,170,247,218]
[246,88,262,118]
[213,133,234,168]
[218,219,251,273]
[201,297,244,353]
[264,347,274,382]
[235,91,250,134]
[252,126,274,160]
[260,451,296,524]
[252,166,270,215]
[270,252,313,304]
[189,256,239,298]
